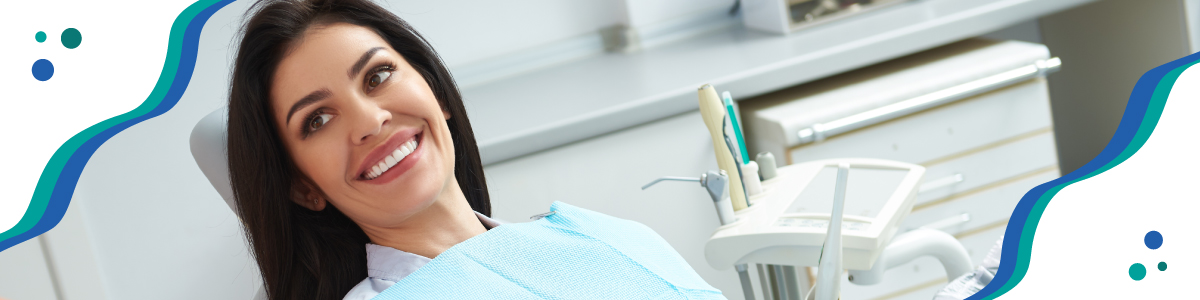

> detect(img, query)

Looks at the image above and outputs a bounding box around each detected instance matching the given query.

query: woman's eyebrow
[348,47,386,79]
[286,88,331,125]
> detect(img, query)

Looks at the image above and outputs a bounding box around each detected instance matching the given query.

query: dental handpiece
[641,171,736,225]
[698,84,749,210]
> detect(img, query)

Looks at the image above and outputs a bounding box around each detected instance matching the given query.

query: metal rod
[640,176,700,190]
[797,57,1061,145]
[758,264,773,300]
[773,265,790,300]
[737,264,756,300]
[783,266,800,300]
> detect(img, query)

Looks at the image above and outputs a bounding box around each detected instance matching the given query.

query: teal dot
[1158,262,1167,271]
[35,31,46,43]
[1129,263,1147,280]
[61,28,81,49]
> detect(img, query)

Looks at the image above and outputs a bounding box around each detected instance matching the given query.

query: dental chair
[189,107,269,300]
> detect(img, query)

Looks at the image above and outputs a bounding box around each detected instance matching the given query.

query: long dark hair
[226,0,491,299]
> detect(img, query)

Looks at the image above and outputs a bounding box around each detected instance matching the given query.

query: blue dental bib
[372,202,725,300]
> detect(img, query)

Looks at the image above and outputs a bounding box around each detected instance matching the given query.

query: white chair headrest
[189,107,238,215]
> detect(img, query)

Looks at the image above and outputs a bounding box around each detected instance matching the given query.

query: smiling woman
[226,0,490,299]
[225,1,725,300]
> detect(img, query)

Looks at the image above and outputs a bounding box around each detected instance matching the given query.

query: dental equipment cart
[699,158,976,300]
[731,38,1061,299]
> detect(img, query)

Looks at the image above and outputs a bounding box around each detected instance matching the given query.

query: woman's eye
[308,113,333,132]
[366,69,392,91]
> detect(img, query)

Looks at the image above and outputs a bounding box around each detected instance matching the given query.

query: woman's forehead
[271,23,394,109]
[279,23,390,78]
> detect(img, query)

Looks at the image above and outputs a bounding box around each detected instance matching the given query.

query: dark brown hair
[226,0,491,299]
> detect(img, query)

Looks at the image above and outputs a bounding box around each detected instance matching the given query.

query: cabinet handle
[919,173,964,193]
[920,213,972,231]
[796,58,1061,144]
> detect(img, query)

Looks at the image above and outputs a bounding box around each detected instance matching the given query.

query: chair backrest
[190,106,270,300]
[189,106,238,215]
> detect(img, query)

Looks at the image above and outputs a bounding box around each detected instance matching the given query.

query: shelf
[463,0,1092,165]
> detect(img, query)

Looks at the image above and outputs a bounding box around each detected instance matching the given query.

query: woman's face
[270,23,456,229]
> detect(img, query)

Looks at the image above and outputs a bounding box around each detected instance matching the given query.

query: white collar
[365,211,501,282]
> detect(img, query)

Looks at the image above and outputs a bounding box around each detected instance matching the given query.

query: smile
[360,131,421,180]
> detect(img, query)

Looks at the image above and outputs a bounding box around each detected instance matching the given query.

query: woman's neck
[361,178,487,259]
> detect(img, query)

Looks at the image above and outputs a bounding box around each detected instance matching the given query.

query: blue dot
[32,59,54,81]
[1145,231,1163,249]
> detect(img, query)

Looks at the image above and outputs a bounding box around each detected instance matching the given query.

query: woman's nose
[347,96,391,145]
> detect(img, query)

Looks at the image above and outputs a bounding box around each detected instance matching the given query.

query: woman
[227,1,722,299]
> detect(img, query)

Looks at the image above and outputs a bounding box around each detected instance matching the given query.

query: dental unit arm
[697,157,972,300]
[692,85,972,300]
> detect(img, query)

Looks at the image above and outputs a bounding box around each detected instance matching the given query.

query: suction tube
[813,163,849,300]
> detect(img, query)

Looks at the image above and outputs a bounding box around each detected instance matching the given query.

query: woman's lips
[358,130,424,184]
[357,128,420,179]
[363,135,419,179]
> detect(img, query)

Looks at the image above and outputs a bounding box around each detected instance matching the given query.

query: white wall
[620,0,735,27]
[386,0,625,68]
[387,0,736,68]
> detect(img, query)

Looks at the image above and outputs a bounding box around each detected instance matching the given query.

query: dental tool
[723,91,750,164]
[724,119,753,201]
[698,84,749,210]
[641,170,736,226]
[741,161,763,196]
[643,171,753,300]
[756,152,778,180]
[812,163,849,300]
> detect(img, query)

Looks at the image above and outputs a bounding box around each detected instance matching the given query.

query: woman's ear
[443,107,451,120]
[290,178,327,211]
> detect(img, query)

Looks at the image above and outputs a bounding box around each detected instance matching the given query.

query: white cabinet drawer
[785,78,1053,166]
[839,223,1009,300]
[914,131,1058,206]
[905,169,1060,236]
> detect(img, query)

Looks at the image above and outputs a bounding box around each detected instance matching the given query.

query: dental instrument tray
[704,157,924,271]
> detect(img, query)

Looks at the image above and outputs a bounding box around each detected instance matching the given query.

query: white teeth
[364,138,420,180]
